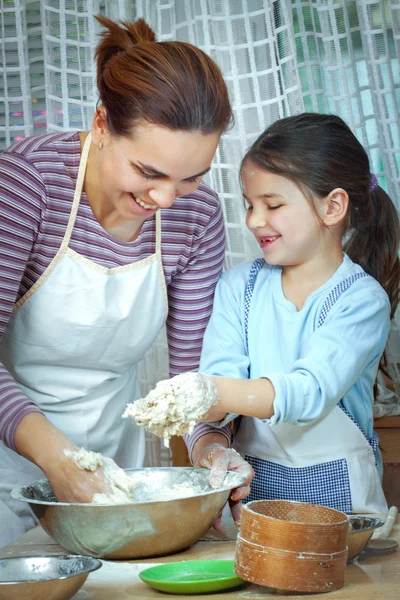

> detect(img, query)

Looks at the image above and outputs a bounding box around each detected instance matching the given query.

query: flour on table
[122,372,219,447]
[64,448,138,504]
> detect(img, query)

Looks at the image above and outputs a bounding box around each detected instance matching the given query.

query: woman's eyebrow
[131,160,211,180]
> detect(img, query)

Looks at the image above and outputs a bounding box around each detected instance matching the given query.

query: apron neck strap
[61,132,163,255]
[61,132,92,250]
[155,209,162,256]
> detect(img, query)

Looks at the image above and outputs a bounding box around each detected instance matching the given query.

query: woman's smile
[128,192,158,213]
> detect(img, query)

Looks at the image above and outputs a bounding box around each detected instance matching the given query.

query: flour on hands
[64,448,138,504]
[122,372,219,446]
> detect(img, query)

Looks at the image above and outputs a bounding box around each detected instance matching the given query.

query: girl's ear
[322,188,349,227]
[91,106,109,146]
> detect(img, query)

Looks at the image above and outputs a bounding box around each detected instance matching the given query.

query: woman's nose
[148,184,176,208]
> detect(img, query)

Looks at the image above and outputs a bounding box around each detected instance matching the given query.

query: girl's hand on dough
[44,453,110,503]
[193,443,254,529]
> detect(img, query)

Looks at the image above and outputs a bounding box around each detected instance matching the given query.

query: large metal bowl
[11,467,245,560]
[0,555,101,600]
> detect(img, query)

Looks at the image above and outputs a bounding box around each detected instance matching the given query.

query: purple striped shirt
[0,131,229,451]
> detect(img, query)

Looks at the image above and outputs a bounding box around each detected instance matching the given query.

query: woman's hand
[44,453,110,503]
[193,442,254,529]
[14,412,110,503]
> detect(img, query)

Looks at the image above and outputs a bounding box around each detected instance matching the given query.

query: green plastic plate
[139,559,246,594]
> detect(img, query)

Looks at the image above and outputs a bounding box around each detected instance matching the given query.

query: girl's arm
[201,281,390,426]
[203,376,275,421]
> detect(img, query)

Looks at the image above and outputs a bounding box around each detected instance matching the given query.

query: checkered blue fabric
[244,258,265,352]
[240,260,378,510]
[243,454,353,512]
[318,272,370,327]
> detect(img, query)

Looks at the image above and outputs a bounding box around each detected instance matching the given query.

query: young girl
[134,113,399,515]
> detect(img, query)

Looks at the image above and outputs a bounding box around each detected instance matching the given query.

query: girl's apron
[234,258,387,514]
[0,133,168,547]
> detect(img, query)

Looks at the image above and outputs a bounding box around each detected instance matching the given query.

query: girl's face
[242,162,326,268]
[91,119,221,222]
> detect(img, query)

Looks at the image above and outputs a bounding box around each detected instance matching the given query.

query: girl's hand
[193,442,254,529]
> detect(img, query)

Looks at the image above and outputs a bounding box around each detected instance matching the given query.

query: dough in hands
[122,372,219,447]
[64,448,138,504]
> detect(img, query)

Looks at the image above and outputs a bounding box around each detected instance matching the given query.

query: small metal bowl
[347,516,384,561]
[12,467,245,560]
[0,554,102,600]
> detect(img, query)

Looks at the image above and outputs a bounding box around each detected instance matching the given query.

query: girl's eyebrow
[243,192,284,201]
[131,160,211,180]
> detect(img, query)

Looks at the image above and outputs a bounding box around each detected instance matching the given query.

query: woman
[0,15,251,547]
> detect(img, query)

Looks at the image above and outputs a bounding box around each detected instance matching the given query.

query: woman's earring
[99,141,103,150]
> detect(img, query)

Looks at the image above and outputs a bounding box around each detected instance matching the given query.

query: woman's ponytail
[94,16,155,96]
[92,15,231,137]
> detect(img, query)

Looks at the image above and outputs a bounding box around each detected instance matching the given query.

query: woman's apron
[0,133,168,547]
[234,258,387,515]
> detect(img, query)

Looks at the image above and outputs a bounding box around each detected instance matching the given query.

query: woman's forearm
[204,376,275,421]
[14,412,76,473]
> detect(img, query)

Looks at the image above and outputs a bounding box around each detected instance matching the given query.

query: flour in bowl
[122,372,219,446]
[63,447,207,504]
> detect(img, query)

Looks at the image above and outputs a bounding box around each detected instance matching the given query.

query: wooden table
[1,517,400,599]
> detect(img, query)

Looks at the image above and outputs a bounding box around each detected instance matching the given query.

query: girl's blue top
[200,254,391,473]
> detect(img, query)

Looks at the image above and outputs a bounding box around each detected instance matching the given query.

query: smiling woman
[0,15,252,548]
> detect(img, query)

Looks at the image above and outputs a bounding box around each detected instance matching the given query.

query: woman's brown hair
[94,15,232,136]
[241,113,399,319]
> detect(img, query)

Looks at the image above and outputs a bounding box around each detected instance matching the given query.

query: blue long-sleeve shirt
[199,254,390,455]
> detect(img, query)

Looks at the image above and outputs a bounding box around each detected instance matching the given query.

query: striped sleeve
[166,192,226,377]
[0,153,45,448]
[184,422,232,463]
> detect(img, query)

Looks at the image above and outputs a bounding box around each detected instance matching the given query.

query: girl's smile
[258,235,281,249]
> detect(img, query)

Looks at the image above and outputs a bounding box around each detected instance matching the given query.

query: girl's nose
[148,184,176,208]
[247,209,268,230]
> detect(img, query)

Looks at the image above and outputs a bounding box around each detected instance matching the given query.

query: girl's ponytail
[344,185,400,319]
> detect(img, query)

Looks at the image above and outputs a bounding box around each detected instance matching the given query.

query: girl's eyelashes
[268,205,281,210]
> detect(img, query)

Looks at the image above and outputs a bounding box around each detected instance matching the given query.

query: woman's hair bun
[95,15,156,68]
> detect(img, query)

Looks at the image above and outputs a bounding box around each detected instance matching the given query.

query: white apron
[233,258,387,515]
[0,133,168,547]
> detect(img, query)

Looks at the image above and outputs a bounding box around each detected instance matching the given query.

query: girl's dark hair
[94,15,232,136]
[241,112,399,319]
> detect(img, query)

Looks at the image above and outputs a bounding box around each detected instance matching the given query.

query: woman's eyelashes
[138,169,200,184]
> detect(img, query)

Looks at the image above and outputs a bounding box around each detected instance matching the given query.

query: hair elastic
[369,174,378,192]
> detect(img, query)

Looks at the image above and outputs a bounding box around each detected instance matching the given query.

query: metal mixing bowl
[11,467,245,560]
[0,555,101,600]
[347,515,384,561]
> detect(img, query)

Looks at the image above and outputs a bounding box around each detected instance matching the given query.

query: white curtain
[1,0,399,462]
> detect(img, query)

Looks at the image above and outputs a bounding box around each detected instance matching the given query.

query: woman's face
[90,117,221,221]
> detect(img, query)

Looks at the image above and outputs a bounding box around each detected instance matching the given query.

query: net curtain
[1,0,399,464]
